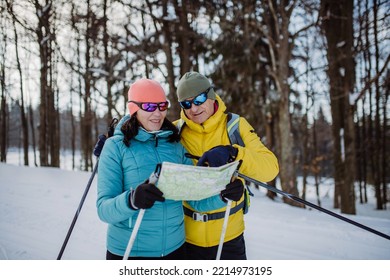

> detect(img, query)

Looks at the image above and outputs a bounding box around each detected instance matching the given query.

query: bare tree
[353,0,389,210]
[70,0,98,171]
[0,3,8,162]
[26,0,61,167]
[372,0,384,210]
[321,0,356,214]
[152,0,179,120]
[28,104,38,166]
[7,0,29,166]
[258,0,320,206]
[382,70,389,208]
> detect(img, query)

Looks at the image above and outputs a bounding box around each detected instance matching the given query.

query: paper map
[156,161,240,201]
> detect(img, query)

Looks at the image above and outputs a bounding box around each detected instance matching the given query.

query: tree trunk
[372,0,383,210]
[0,14,7,163]
[302,115,308,202]
[35,0,55,167]
[80,0,94,171]
[265,102,277,199]
[70,90,76,170]
[102,0,113,124]
[382,72,389,209]
[278,82,301,206]
[312,117,322,207]
[29,105,38,167]
[321,0,356,214]
[270,2,301,207]
[0,80,7,163]
[10,1,29,166]
[361,105,368,203]
[174,0,192,75]
[161,0,180,120]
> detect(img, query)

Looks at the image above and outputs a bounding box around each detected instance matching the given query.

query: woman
[96,78,192,259]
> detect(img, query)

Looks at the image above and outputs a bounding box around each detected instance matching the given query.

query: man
[175,71,279,260]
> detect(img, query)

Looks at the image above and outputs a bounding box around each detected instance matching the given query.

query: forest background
[0,0,389,215]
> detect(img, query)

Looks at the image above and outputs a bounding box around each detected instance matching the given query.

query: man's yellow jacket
[174,95,279,247]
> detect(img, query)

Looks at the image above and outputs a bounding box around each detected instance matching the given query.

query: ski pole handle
[148,171,159,185]
[148,163,161,184]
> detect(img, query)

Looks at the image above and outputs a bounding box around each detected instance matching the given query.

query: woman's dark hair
[121,114,180,147]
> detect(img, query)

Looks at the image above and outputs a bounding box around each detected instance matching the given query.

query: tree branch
[354,53,390,104]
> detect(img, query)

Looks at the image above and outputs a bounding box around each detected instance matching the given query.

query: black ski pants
[185,233,247,260]
[106,242,186,260]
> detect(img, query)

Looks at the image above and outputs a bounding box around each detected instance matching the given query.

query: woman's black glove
[197,145,238,167]
[220,179,244,202]
[129,183,165,209]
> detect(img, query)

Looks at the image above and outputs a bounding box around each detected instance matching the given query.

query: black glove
[93,134,107,157]
[129,183,165,209]
[197,145,238,167]
[221,179,244,202]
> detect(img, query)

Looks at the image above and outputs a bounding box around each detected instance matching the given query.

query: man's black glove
[197,145,238,167]
[220,179,244,202]
[93,134,107,157]
[129,183,165,209]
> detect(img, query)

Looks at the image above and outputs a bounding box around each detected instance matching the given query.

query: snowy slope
[1,162,389,260]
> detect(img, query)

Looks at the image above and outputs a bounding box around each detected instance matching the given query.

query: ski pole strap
[107,118,119,137]
[183,201,244,222]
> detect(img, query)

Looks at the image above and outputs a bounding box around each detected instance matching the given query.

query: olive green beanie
[176,72,216,102]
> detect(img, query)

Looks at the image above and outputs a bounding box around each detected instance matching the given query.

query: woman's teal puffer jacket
[96,116,193,257]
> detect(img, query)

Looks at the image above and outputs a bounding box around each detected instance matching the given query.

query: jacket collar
[135,127,172,142]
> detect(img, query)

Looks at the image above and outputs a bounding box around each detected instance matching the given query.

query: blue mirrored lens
[179,90,209,109]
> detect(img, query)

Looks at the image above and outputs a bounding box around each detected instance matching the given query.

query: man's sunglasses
[128,101,169,112]
[179,87,211,109]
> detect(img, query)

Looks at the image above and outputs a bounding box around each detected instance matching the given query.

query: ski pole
[123,165,161,260]
[57,158,99,260]
[215,164,243,260]
[216,199,232,260]
[56,118,118,260]
[123,208,145,260]
[236,172,390,241]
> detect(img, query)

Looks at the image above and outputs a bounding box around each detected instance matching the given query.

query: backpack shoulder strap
[227,112,245,147]
[227,112,251,214]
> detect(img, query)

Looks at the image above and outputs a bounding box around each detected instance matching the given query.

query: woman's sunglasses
[179,87,211,109]
[128,101,169,112]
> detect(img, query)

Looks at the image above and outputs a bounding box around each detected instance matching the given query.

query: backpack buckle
[192,212,208,222]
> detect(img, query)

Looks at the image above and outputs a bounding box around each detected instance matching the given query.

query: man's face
[184,98,215,124]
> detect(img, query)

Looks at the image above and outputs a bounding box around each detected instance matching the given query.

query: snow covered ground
[1,161,389,260]
[0,155,389,279]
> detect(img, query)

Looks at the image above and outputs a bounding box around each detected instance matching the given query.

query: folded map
[156,161,240,201]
